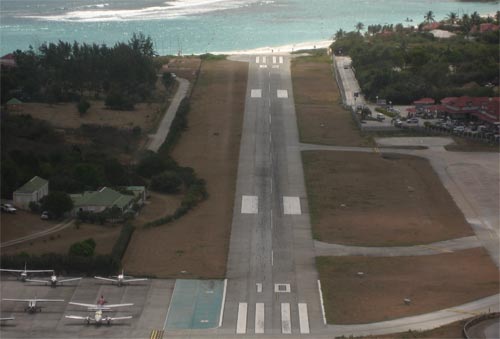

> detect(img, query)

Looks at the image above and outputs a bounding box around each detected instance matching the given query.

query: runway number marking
[259,64,268,68]
[251,89,262,98]
[236,303,247,334]
[283,196,301,215]
[277,90,288,98]
[256,283,262,293]
[241,195,258,214]
[281,303,292,334]
[255,303,265,334]
[298,303,310,334]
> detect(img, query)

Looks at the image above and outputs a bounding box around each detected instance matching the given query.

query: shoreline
[210,39,333,55]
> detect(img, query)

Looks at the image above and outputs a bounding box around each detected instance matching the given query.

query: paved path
[147,77,190,152]
[0,219,74,248]
[315,236,481,257]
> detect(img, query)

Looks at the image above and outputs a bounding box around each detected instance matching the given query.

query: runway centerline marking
[256,283,262,293]
[298,303,310,334]
[236,303,247,334]
[255,303,265,334]
[277,89,288,98]
[241,195,258,214]
[283,196,301,215]
[251,89,262,98]
[281,303,292,334]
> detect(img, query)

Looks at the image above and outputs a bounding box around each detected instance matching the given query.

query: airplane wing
[103,303,134,308]
[65,315,87,320]
[0,269,24,273]
[94,276,117,282]
[108,316,133,321]
[0,317,15,321]
[69,302,96,308]
[34,299,64,302]
[25,270,54,273]
[2,298,31,302]
[123,278,148,283]
[25,278,49,284]
[59,277,82,283]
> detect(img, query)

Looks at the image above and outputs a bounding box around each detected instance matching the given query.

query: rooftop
[15,176,48,194]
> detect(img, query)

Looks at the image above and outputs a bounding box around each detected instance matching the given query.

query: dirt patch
[1,223,121,256]
[1,210,58,243]
[163,57,202,83]
[123,59,247,278]
[13,100,162,133]
[317,248,499,324]
[133,192,182,227]
[358,319,466,339]
[292,55,371,147]
[303,151,473,246]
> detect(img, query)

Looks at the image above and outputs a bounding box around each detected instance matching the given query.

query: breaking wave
[22,0,259,22]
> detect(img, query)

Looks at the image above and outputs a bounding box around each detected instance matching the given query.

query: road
[221,54,324,335]
[0,219,74,249]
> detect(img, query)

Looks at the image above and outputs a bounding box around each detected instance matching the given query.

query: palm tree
[355,22,365,33]
[495,11,500,25]
[470,11,481,26]
[446,12,457,25]
[424,11,435,24]
[334,29,345,40]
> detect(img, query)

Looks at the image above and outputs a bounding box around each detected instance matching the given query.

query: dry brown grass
[303,151,473,246]
[292,54,371,147]
[122,59,247,278]
[317,248,500,324]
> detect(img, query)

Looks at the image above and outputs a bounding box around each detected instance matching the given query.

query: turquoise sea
[0,0,499,55]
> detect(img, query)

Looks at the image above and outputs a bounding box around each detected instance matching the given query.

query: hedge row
[111,222,135,260]
[0,252,119,277]
[159,97,190,154]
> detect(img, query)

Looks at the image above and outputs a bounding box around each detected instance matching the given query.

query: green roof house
[70,187,134,216]
[13,176,49,210]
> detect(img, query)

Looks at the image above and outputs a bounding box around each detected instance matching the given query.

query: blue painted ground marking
[165,279,224,329]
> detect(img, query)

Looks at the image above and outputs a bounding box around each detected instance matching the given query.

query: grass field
[122,59,248,278]
[317,248,499,324]
[291,53,371,147]
[303,151,473,246]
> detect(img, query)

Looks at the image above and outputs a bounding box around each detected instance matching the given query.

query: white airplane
[94,269,148,287]
[0,263,53,282]
[65,296,133,326]
[2,297,64,313]
[0,317,15,321]
[26,274,82,288]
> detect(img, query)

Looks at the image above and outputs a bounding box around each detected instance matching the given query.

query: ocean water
[0,0,498,55]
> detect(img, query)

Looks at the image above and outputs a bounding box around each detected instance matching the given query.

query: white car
[1,204,17,213]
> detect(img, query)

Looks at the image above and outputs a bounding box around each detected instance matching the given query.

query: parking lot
[0,277,174,338]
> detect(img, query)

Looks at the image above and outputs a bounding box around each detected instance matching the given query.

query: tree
[334,29,346,40]
[151,171,183,194]
[77,98,91,115]
[446,12,458,25]
[69,238,96,257]
[424,11,435,24]
[40,191,73,218]
[355,22,365,33]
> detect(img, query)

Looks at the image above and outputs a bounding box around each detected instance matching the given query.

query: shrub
[77,98,91,115]
[68,238,96,257]
[151,170,183,194]
[111,222,135,260]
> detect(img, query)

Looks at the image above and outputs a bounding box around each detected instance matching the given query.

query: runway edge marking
[218,279,227,327]
[317,280,327,325]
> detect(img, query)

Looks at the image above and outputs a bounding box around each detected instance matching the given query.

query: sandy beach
[213,39,333,55]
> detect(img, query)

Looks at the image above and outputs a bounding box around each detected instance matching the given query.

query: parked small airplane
[0,317,15,321]
[2,297,64,313]
[0,263,53,282]
[94,269,148,287]
[65,296,133,325]
[26,274,82,287]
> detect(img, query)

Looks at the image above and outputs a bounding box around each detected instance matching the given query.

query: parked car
[407,118,419,124]
[1,203,17,213]
[453,126,465,133]
[394,119,403,127]
[41,211,50,220]
[376,113,386,121]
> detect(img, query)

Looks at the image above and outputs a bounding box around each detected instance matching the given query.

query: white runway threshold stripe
[255,303,265,334]
[272,56,277,64]
[281,303,292,334]
[236,303,247,334]
[262,56,267,63]
[251,89,262,98]
[298,303,310,334]
[283,196,301,215]
[241,195,258,214]
[256,56,260,64]
[277,89,288,98]
[279,56,284,64]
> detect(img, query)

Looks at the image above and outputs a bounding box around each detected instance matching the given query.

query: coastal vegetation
[332,13,499,104]
[1,33,157,110]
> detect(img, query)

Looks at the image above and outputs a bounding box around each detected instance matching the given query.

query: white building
[13,176,49,210]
